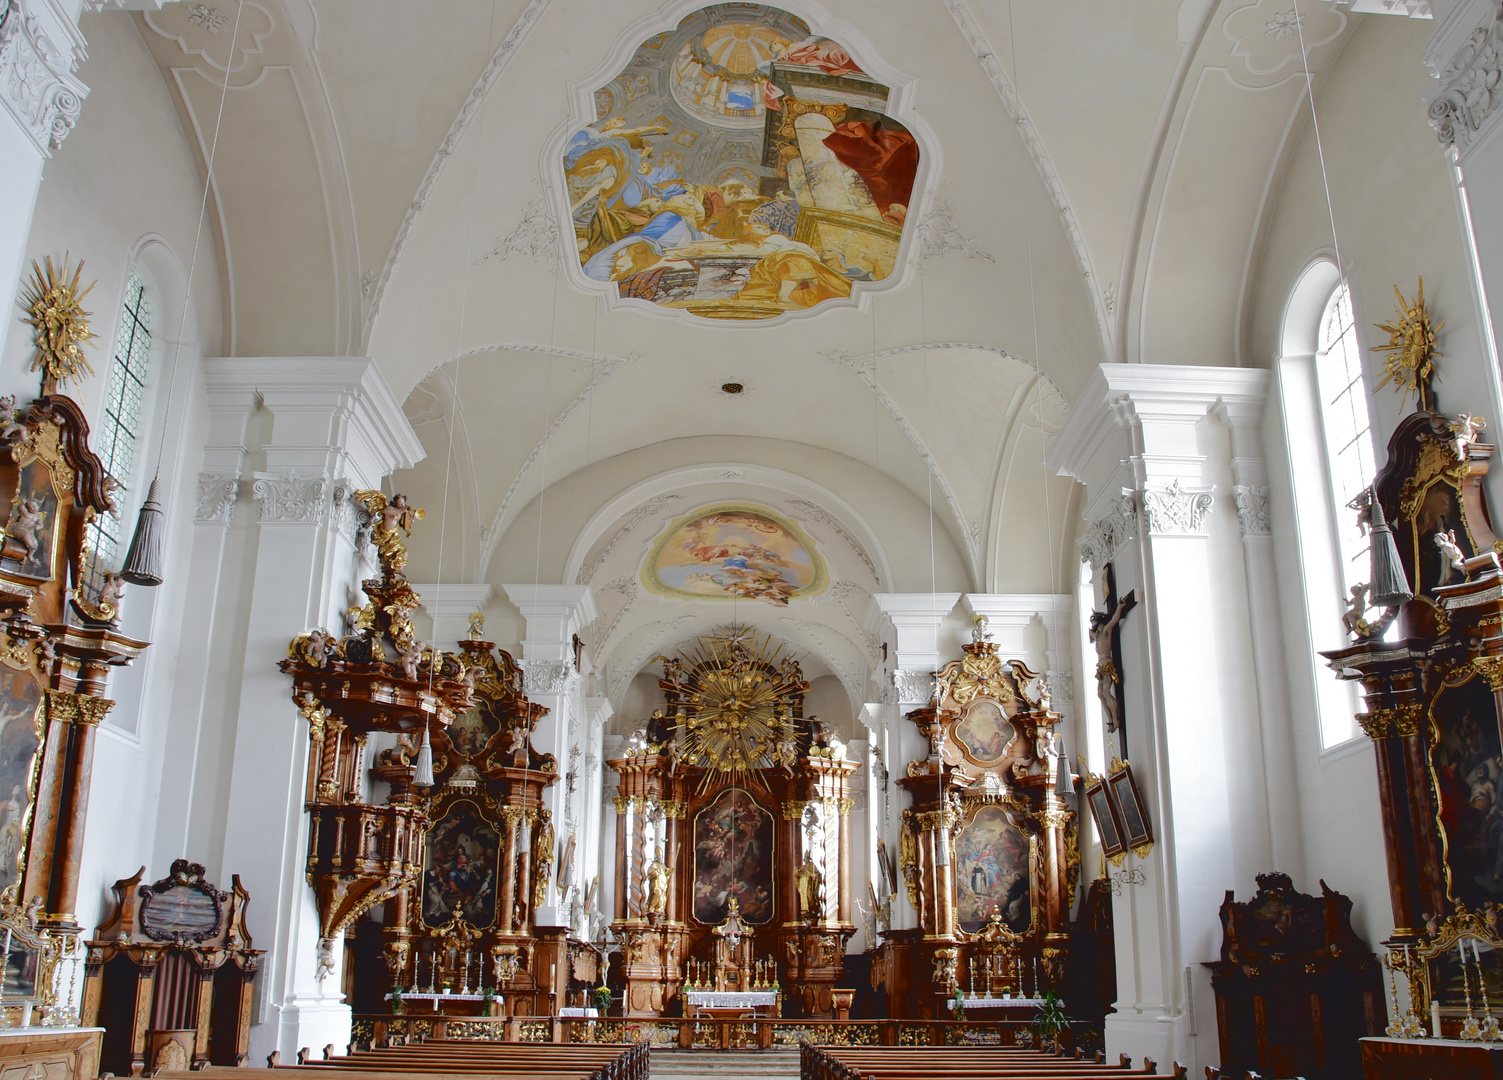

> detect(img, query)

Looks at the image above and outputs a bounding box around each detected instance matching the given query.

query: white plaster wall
[1246,13,1462,950]
[6,10,227,950]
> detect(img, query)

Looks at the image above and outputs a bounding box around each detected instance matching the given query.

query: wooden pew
[803,1045,1188,1080]
[227,1040,648,1080]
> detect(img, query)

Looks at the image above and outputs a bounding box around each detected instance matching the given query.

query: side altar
[873,618,1080,1020]
[608,627,856,1018]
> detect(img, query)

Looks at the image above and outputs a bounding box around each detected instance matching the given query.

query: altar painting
[693,787,774,925]
[565,4,919,320]
[955,699,1011,765]
[422,801,502,928]
[447,707,498,758]
[955,804,1032,935]
[644,503,826,606]
[1429,675,1503,907]
[0,669,39,897]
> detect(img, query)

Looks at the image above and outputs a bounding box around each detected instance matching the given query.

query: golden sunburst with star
[1373,277,1443,412]
[21,254,96,395]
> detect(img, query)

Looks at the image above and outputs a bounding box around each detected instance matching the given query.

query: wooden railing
[351,1015,1067,1053]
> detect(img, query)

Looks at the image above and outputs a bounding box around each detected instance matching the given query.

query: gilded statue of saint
[795,853,824,918]
[645,857,671,916]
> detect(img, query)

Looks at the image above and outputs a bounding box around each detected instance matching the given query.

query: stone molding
[1428,1,1503,156]
[524,658,580,697]
[1078,492,1137,572]
[0,0,88,155]
[1141,479,1214,536]
[892,668,935,705]
[1231,485,1271,537]
[195,472,239,526]
[252,469,329,524]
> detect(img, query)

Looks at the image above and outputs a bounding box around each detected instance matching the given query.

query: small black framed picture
[1084,775,1126,859]
[1108,763,1153,850]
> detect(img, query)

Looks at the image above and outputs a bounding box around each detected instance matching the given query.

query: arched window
[1313,280,1375,596]
[85,272,152,592]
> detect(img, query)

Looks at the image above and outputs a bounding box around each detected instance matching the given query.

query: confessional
[81,861,261,1074]
[1205,872,1381,1080]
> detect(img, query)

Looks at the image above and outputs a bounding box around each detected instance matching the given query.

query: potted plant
[1029,991,1072,1053]
[390,985,405,1016]
[481,986,499,1017]
[952,986,966,1021]
[592,984,613,1016]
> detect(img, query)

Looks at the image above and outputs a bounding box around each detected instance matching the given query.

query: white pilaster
[1048,364,1278,1077]
[502,583,596,917]
[0,0,89,386]
[207,357,422,1061]
[412,582,494,649]
[869,592,959,930]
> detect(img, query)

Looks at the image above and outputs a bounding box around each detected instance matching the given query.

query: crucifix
[1089,562,1138,760]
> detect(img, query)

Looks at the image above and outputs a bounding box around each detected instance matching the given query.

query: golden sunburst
[1373,277,1443,412]
[662,625,807,789]
[21,254,96,395]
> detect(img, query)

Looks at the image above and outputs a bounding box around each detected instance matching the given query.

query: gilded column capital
[500,806,525,827]
[1038,807,1072,830]
[1357,703,1425,741]
[612,795,629,815]
[660,799,687,819]
[1474,655,1503,692]
[782,800,808,821]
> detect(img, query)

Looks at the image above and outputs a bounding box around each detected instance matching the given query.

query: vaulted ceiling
[114,0,1436,706]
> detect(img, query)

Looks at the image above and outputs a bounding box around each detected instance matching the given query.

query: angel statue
[352,490,425,578]
[467,611,486,640]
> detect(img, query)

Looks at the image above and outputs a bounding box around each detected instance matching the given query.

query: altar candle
[1433,999,1443,1038]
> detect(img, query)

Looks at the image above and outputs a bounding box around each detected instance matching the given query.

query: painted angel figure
[352,489,425,577]
[1436,529,1467,583]
[9,498,46,561]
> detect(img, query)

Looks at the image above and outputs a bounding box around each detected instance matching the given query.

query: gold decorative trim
[1474,656,1503,692]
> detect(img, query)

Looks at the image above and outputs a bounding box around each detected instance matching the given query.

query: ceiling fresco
[563,3,920,320]
[642,502,829,606]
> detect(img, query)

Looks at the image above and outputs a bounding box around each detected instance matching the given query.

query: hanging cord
[1292,0,1347,278]
[425,0,499,694]
[153,0,245,481]
[1006,0,1059,604]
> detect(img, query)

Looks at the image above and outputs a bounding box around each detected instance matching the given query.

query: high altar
[608,627,856,1018]
[608,621,1078,1021]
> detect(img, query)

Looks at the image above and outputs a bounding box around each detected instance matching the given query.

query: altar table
[1361,1036,1503,1079]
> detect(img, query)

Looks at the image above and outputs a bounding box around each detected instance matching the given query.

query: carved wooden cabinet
[81,862,261,1076]
[0,1027,102,1080]
[1205,873,1382,1080]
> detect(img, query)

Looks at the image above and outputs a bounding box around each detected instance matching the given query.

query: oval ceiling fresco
[564,4,919,320]
[642,502,828,606]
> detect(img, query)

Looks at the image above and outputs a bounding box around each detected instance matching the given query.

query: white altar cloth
[685,991,778,1009]
[558,1008,599,1017]
[947,996,1045,1010]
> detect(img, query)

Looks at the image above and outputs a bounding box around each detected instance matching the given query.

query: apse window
[85,273,152,593]
[1313,281,1375,595]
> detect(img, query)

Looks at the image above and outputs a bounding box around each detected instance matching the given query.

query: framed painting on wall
[1084,774,1126,864]
[1108,763,1154,856]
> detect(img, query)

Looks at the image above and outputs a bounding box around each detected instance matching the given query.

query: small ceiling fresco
[642,502,829,606]
[564,3,919,320]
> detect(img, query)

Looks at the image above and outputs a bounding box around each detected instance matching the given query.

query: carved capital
[1429,2,1503,156]
[523,659,579,697]
[891,668,935,705]
[1475,655,1503,692]
[1231,485,1271,537]
[43,688,113,726]
[611,795,629,815]
[782,800,808,821]
[1078,492,1137,572]
[195,472,239,526]
[252,470,329,524]
[0,0,89,156]
[1357,703,1425,740]
[1141,479,1214,536]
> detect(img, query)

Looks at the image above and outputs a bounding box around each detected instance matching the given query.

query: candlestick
[1401,945,1426,1039]
[1384,952,1405,1038]
[1033,956,1040,998]
[1462,941,1484,1041]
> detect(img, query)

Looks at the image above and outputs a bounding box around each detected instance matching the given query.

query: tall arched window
[1313,281,1375,597]
[85,272,152,592]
